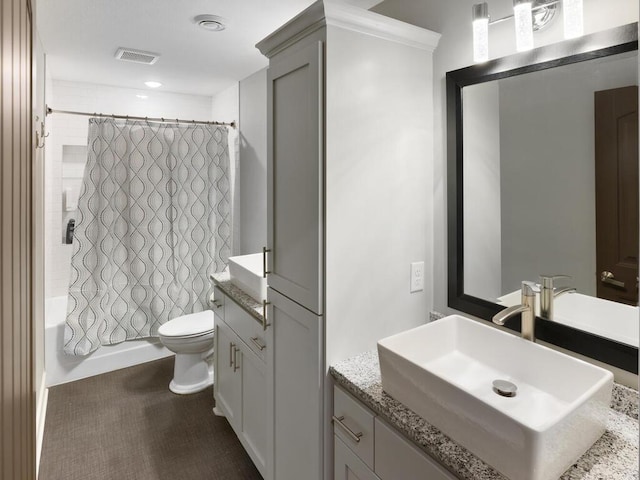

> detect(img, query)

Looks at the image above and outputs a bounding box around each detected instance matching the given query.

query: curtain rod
[46,106,236,129]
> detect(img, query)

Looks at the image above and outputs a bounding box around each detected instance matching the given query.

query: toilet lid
[158,310,215,337]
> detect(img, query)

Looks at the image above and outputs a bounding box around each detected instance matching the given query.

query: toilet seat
[158,310,214,338]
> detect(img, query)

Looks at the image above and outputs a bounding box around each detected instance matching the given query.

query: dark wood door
[595,85,638,305]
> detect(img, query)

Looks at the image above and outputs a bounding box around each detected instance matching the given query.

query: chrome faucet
[492,281,537,341]
[539,275,576,320]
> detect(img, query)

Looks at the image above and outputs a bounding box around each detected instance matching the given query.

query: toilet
[158,310,215,394]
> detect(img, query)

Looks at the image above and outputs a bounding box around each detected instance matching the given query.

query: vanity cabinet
[334,385,456,480]
[214,292,269,479]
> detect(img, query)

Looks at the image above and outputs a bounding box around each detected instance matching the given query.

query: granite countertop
[330,351,639,480]
[209,271,264,321]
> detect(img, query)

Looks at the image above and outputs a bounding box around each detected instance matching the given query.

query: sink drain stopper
[492,379,517,397]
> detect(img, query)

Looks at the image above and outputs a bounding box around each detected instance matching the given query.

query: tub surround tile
[210,272,264,322]
[330,351,639,480]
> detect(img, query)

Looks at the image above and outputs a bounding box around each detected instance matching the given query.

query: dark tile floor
[39,357,263,480]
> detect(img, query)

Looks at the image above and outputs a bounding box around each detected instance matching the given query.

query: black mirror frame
[446,22,639,374]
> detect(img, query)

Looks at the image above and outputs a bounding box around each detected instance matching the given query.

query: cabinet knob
[262,246,272,278]
[209,293,222,308]
[233,347,240,372]
[262,300,272,330]
[229,342,235,367]
[250,336,267,351]
[332,415,363,443]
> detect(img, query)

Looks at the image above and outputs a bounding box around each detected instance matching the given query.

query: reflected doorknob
[601,271,625,288]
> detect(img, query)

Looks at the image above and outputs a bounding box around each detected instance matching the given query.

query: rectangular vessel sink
[228,253,267,302]
[377,315,613,480]
[497,289,639,347]
[554,293,638,347]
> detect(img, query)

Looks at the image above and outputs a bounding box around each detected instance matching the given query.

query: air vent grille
[115,48,160,65]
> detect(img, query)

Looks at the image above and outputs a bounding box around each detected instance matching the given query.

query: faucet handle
[521,281,539,297]
[539,274,572,289]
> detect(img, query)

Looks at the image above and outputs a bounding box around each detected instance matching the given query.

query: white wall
[373,0,639,315]
[324,24,438,366]
[32,29,47,472]
[239,69,268,255]
[211,83,241,256]
[44,81,213,299]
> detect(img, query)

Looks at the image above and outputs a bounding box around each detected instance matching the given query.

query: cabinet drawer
[224,297,267,362]
[374,418,455,480]
[333,386,374,469]
[211,286,225,320]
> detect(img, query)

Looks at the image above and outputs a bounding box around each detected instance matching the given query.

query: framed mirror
[447,23,639,373]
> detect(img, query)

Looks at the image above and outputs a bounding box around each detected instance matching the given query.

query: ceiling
[36,0,324,96]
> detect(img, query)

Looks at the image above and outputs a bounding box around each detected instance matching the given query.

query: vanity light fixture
[563,0,583,38]
[513,0,534,52]
[472,0,584,62]
[472,3,490,62]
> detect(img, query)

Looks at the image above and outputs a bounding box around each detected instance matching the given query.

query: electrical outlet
[410,261,424,293]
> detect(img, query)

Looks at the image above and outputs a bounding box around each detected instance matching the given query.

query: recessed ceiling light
[194,14,226,32]
[136,94,148,99]
[144,81,162,88]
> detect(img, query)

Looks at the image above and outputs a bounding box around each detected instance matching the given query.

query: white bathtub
[45,296,173,386]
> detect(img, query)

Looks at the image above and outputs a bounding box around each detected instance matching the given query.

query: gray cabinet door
[334,436,380,480]
[267,41,324,315]
[268,287,323,480]
[214,321,241,426]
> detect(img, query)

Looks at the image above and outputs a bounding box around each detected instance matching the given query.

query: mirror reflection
[462,50,638,346]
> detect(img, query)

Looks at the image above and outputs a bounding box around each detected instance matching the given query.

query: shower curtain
[64,118,231,356]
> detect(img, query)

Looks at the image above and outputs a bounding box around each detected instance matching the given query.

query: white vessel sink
[228,253,267,302]
[377,315,613,480]
[554,293,638,348]
[497,289,639,347]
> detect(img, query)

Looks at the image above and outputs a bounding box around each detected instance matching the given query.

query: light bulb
[513,0,534,52]
[472,3,490,63]
[563,0,583,39]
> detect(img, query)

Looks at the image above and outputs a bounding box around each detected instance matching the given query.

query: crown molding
[256,0,441,58]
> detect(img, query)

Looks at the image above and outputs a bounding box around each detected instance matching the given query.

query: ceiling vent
[114,48,160,65]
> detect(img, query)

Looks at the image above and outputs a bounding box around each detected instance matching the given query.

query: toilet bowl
[158,310,215,394]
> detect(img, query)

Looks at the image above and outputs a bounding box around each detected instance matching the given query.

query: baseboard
[36,371,48,479]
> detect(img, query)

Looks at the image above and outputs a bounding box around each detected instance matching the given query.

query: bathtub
[45,296,173,386]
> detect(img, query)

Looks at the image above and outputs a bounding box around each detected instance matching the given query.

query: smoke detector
[115,48,160,65]
[194,14,226,32]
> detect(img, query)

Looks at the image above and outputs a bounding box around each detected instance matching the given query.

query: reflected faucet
[539,275,576,320]
[492,281,537,341]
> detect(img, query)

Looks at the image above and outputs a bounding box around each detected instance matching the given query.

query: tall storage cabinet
[257,2,440,479]
[266,41,324,315]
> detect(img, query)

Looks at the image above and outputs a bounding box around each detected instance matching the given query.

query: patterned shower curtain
[64,118,231,356]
